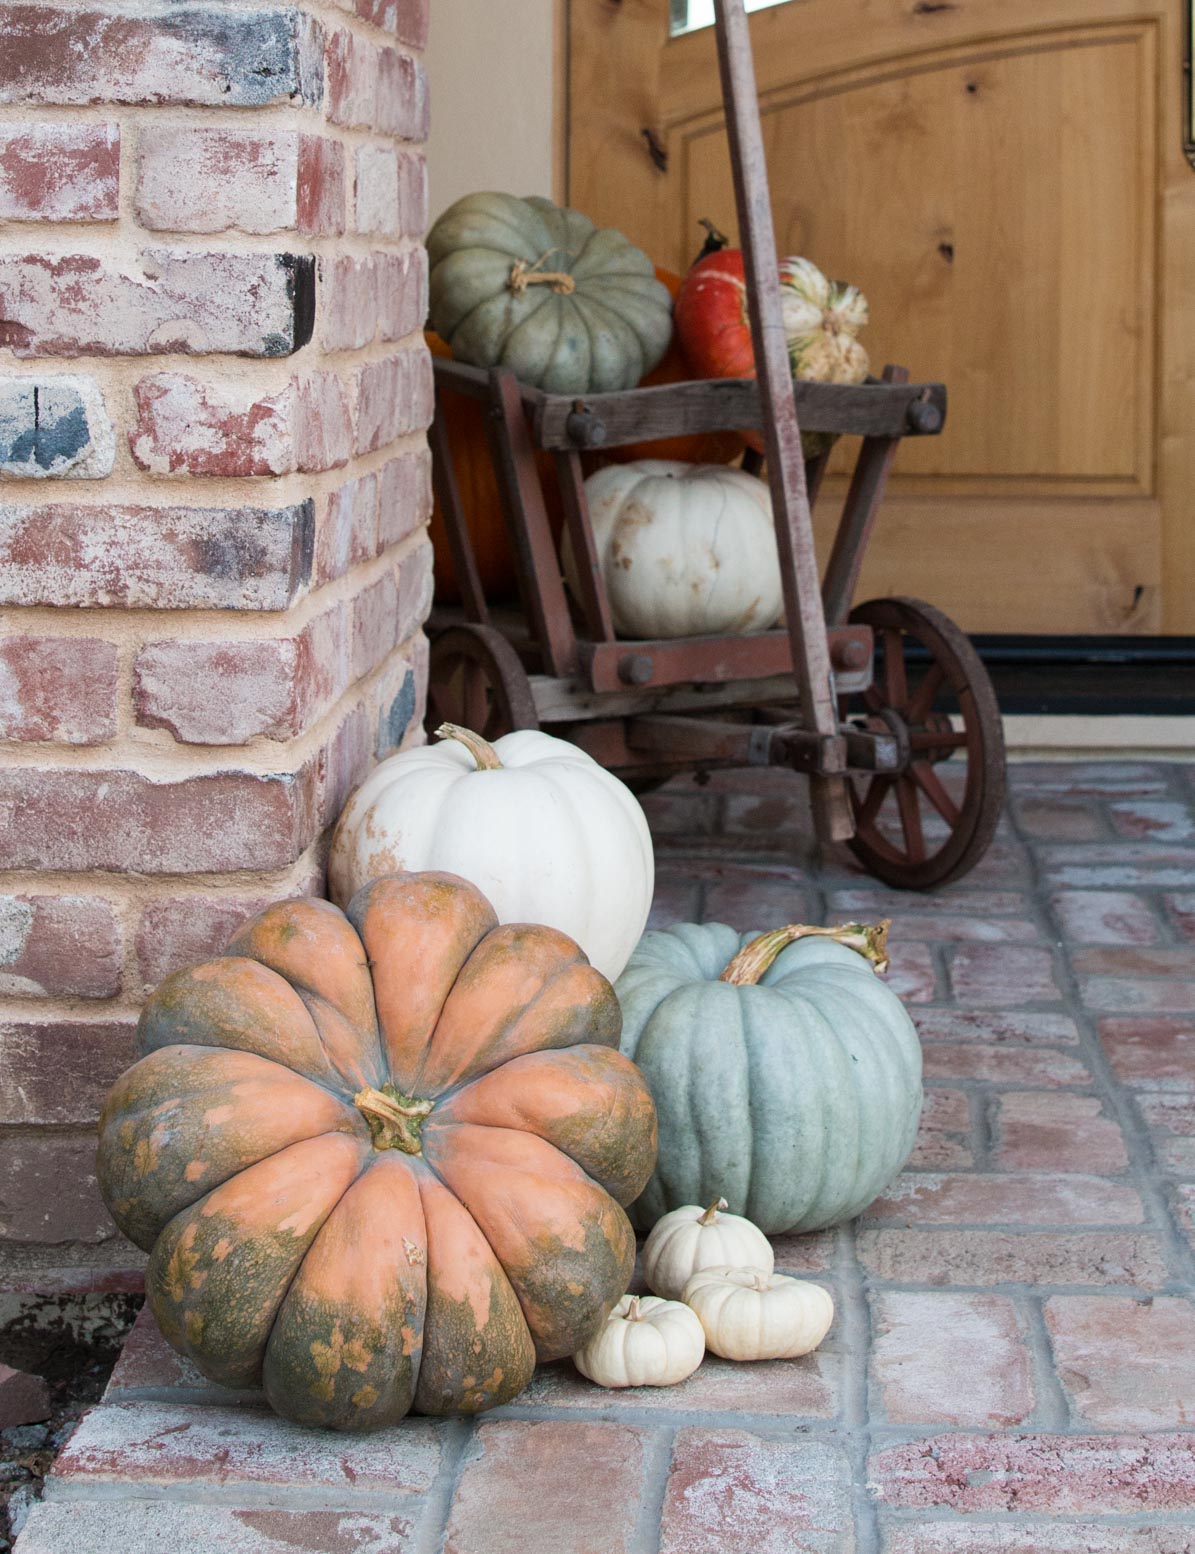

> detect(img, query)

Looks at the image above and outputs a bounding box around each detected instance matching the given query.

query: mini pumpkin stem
[434,722,504,771]
[719,920,891,985]
[624,1297,643,1322]
[508,253,577,297]
[698,1197,729,1227]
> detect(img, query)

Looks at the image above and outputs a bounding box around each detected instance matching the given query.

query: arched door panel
[569,0,1191,634]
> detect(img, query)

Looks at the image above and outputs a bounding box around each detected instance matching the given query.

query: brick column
[0,1,433,1287]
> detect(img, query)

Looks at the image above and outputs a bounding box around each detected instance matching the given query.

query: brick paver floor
[16,760,1195,1553]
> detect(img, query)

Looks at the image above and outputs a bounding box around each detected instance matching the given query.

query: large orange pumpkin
[97,873,657,1432]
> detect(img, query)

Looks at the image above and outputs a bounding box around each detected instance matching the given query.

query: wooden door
[567,0,1195,634]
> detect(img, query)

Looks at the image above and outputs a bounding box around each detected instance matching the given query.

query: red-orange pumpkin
[672,246,768,455]
[674,249,755,384]
[97,873,657,1432]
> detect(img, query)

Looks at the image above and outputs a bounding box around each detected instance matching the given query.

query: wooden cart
[425,0,1006,891]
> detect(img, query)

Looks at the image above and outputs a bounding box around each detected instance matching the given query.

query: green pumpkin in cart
[614,920,922,1235]
[427,191,674,395]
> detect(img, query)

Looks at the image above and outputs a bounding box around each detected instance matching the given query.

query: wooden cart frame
[426,0,1006,890]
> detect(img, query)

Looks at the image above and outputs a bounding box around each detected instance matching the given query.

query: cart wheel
[840,597,1005,889]
[426,624,539,739]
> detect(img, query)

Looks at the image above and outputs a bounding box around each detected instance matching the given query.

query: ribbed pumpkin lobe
[354,1085,433,1155]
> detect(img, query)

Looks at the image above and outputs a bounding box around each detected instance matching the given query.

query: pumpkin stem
[695,217,731,262]
[718,921,891,985]
[698,1197,729,1227]
[508,252,577,297]
[434,722,504,771]
[354,1085,433,1156]
[625,1296,643,1322]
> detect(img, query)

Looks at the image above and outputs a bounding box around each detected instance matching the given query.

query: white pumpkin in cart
[327,723,654,982]
[563,460,784,640]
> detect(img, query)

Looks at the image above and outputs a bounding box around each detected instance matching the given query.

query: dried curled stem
[435,722,503,771]
[719,921,891,986]
[508,251,577,297]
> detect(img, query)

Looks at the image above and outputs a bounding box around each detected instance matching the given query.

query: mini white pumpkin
[563,461,783,640]
[327,722,654,982]
[573,1294,705,1388]
[682,1266,834,1361]
[643,1198,774,1301]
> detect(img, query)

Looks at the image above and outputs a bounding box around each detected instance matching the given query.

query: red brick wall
[0,0,432,1287]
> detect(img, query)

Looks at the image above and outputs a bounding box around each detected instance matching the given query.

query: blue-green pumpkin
[427,192,673,395]
[614,921,922,1234]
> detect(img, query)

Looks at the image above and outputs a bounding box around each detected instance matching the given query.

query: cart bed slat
[581,625,872,694]
[529,662,872,723]
[431,357,946,448]
[532,376,946,449]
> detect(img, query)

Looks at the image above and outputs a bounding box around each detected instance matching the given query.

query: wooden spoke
[881,627,909,711]
[910,758,961,826]
[906,662,945,724]
[840,597,1005,889]
[908,729,968,752]
[894,776,926,863]
[854,773,895,832]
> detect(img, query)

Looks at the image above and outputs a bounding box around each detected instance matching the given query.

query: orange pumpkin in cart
[426,330,564,604]
[96,873,657,1432]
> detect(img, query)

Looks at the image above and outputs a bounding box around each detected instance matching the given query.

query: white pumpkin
[642,1198,774,1301]
[682,1266,834,1361]
[573,1294,705,1388]
[327,723,654,982]
[563,461,783,640]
